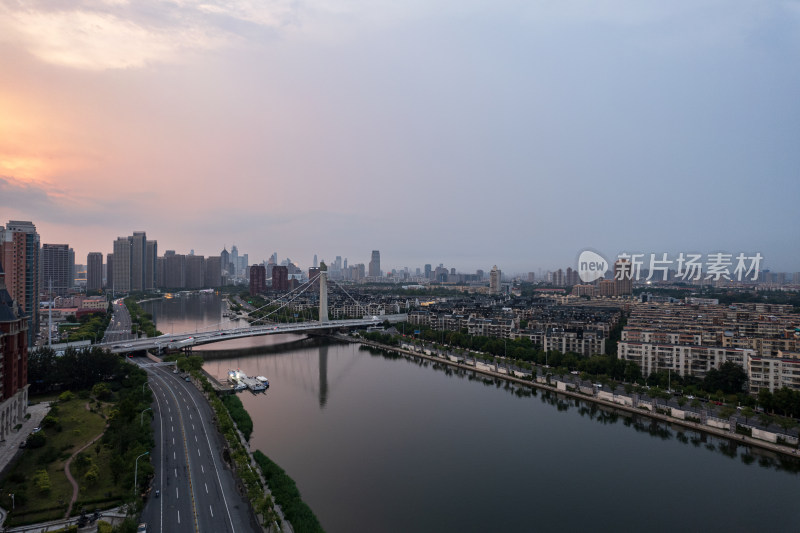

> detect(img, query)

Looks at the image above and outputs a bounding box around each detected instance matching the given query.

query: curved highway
[137,358,257,532]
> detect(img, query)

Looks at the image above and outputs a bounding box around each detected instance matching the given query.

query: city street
[137,358,257,533]
[102,299,135,345]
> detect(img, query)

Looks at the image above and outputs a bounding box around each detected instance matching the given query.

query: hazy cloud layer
[0,1,798,272]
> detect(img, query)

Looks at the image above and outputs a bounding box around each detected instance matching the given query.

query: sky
[1,0,799,274]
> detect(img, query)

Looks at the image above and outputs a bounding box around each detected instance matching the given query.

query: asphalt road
[103,299,136,345]
[137,358,257,533]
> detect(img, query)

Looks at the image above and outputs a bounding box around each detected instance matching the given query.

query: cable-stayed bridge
[100,267,406,354]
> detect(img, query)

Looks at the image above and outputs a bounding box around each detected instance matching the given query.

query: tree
[34,469,51,494]
[84,464,100,484]
[92,382,112,401]
[740,406,754,424]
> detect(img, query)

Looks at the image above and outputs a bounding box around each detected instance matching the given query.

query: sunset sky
[1,1,798,273]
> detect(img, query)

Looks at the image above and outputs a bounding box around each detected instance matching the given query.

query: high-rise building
[614,259,633,296]
[272,265,289,291]
[1,221,40,346]
[145,240,157,290]
[164,251,186,289]
[41,244,72,297]
[250,265,266,295]
[313,254,318,268]
[112,237,132,293]
[424,264,432,279]
[0,259,29,434]
[220,247,230,275]
[490,265,501,294]
[230,245,239,277]
[130,231,147,291]
[205,256,222,288]
[369,250,381,278]
[185,255,205,289]
[106,253,114,291]
[87,253,103,292]
[68,247,75,289]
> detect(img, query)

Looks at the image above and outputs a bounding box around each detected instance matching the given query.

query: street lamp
[134,452,149,495]
[142,381,149,395]
[140,407,152,426]
[8,492,14,510]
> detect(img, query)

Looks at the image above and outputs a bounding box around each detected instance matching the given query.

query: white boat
[256,375,269,383]
[228,369,266,392]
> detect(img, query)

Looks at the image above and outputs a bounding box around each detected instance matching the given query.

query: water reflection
[360,343,800,475]
[319,344,328,408]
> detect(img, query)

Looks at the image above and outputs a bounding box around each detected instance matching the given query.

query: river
[144,293,800,532]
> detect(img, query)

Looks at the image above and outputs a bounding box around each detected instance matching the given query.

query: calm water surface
[145,294,800,533]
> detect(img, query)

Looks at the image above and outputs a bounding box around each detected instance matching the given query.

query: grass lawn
[0,395,108,527]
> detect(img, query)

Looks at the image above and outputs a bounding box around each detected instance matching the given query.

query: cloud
[0,0,297,70]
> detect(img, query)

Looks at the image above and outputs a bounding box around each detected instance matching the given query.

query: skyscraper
[490,265,502,294]
[1,221,40,346]
[220,247,230,275]
[130,231,147,291]
[41,244,72,297]
[145,240,157,290]
[106,253,114,291]
[185,255,205,289]
[112,237,132,293]
[369,250,381,278]
[230,245,239,277]
[205,257,222,288]
[87,252,103,292]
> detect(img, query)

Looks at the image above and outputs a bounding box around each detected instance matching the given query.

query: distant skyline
[1,1,798,272]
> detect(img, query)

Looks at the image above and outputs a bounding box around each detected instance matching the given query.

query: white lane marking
[176,487,179,499]
[173,451,176,460]
[205,482,208,494]
[189,414,192,420]
[192,424,195,431]
[172,437,175,445]
[178,510,181,524]
[171,425,174,433]
[197,448,200,457]
[209,506,214,517]
[174,468,177,478]
[201,465,204,473]
[194,435,198,442]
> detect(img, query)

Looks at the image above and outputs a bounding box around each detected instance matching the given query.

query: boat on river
[228,369,266,392]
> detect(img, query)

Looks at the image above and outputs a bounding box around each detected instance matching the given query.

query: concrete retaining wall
[613,395,633,407]
[706,418,730,431]
[597,391,614,402]
[752,428,778,443]
[672,409,686,420]
[557,381,567,391]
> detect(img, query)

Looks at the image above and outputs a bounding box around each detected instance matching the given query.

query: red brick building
[0,260,29,440]
[250,265,266,295]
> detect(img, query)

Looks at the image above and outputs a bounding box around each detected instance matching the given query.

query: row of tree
[124,297,162,338]
[28,346,130,394]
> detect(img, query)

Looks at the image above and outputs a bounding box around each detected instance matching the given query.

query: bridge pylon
[319,264,329,322]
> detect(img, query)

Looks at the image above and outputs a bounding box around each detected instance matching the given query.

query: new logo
[578,250,608,283]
